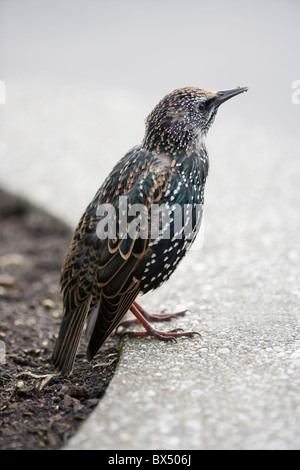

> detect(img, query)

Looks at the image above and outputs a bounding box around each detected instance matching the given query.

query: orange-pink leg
[118,301,200,342]
[117,300,188,329]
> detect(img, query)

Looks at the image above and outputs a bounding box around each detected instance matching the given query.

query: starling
[52,86,248,375]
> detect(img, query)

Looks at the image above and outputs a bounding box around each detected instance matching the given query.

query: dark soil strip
[0,189,120,449]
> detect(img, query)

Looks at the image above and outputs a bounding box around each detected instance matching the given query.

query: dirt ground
[0,189,120,450]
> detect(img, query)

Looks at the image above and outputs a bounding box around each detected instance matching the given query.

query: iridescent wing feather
[52,147,172,374]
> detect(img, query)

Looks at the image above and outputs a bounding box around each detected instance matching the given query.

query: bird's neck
[148,141,209,189]
[143,129,207,159]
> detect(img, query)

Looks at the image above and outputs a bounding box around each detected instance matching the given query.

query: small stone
[15,380,24,389]
[0,274,15,286]
[0,253,25,267]
[41,299,56,309]
[0,286,7,296]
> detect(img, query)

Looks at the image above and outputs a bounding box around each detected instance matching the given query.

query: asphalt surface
[65,119,300,450]
[1,82,300,450]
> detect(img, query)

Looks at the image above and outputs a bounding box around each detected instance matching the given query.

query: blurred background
[0,0,299,226]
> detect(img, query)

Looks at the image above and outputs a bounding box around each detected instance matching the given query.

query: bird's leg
[116,301,188,330]
[119,302,200,342]
[133,301,188,321]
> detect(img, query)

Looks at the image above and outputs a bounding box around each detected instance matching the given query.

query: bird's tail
[52,298,91,375]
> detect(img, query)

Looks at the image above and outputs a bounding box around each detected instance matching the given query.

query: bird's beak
[214,87,248,107]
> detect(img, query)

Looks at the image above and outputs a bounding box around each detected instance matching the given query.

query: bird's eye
[197,101,206,112]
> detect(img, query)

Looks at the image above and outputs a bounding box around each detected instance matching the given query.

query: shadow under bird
[52,86,248,375]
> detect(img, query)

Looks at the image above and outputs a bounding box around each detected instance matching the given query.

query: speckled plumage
[53,86,248,375]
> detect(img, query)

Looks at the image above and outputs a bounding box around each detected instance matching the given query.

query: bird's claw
[120,328,201,343]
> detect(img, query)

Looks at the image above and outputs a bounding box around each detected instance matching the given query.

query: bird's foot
[117,301,200,342]
[121,327,200,343]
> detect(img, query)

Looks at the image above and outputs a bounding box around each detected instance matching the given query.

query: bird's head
[143,86,248,155]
